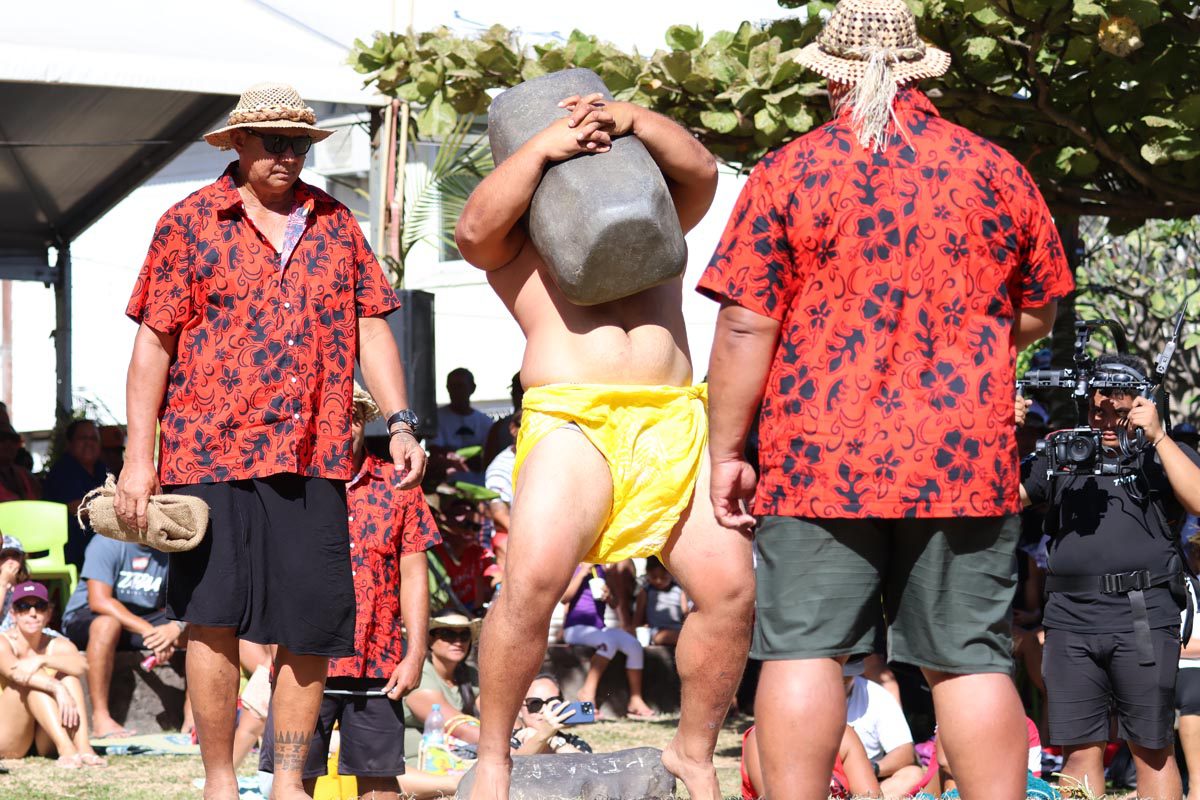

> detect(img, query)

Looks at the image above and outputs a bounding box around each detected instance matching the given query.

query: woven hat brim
[795,41,951,85]
[203,119,334,150]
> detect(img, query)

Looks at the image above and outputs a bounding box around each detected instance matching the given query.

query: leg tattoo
[274,729,309,773]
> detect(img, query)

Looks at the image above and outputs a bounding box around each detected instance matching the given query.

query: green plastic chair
[0,500,78,596]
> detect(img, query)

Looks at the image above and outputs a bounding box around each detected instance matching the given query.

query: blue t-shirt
[63,536,169,619]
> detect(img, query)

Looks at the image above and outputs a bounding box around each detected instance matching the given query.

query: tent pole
[53,242,72,421]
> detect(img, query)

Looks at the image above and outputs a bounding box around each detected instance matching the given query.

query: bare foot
[661,738,721,800]
[463,756,513,800]
[80,752,107,767]
[626,696,656,718]
[56,753,82,769]
[92,717,135,738]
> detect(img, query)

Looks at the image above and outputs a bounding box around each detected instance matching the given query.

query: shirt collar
[349,453,386,488]
[211,161,338,214]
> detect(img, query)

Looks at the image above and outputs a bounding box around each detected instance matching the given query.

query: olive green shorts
[752,514,1020,674]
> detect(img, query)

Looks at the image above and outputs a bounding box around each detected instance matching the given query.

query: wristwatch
[386,409,419,434]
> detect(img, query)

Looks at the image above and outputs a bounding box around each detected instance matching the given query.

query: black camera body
[1017,314,1185,481]
[1035,427,1124,476]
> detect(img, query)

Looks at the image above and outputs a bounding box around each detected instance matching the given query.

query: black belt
[1045,570,1175,666]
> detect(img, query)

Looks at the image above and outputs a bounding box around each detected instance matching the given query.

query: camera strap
[1044,570,1174,665]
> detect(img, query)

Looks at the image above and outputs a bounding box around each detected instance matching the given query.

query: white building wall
[6,0,792,430]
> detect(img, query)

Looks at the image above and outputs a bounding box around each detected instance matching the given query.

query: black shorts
[258,677,407,779]
[164,474,354,658]
[1177,667,1200,715]
[63,606,169,651]
[1043,627,1180,749]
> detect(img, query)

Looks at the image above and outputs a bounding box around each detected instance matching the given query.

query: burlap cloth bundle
[79,474,209,553]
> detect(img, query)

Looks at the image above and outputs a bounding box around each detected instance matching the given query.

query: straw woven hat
[796,0,950,86]
[352,382,382,425]
[204,82,332,150]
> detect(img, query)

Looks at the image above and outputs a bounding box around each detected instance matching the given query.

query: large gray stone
[487,68,687,306]
[80,650,187,733]
[456,746,676,800]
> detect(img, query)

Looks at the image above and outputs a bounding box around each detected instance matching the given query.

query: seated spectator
[0,581,104,767]
[511,673,592,755]
[845,659,924,798]
[43,419,108,569]
[400,612,482,798]
[61,535,181,738]
[484,411,521,583]
[0,423,39,501]
[431,491,496,614]
[430,368,493,457]
[741,724,880,799]
[1,535,62,639]
[561,564,654,718]
[634,556,687,646]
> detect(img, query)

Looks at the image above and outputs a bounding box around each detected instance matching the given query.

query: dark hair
[645,555,665,571]
[447,367,475,384]
[65,418,98,441]
[1093,354,1151,401]
[531,672,560,686]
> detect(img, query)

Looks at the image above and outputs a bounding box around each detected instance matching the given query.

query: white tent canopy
[0,1,387,415]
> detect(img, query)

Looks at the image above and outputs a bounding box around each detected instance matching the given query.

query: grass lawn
[0,713,751,800]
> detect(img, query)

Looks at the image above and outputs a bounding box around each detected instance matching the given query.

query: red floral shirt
[329,454,441,679]
[433,541,494,610]
[699,89,1074,519]
[126,163,401,485]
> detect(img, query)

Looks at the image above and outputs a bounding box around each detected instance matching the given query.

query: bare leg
[467,427,614,800]
[574,652,610,708]
[1130,742,1183,800]
[398,769,462,799]
[754,658,846,800]
[1060,743,1106,798]
[188,625,241,800]
[0,684,36,758]
[232,709,266,769]
[605,559,636,633]
[59,675,103,764]
[85,614,126,737]
[926,670,1026,800]
[624,669,654,717]
[880,764,927,798]
[25,687,79,758]
[1180,715,1200,800]
[658,452,755,800]
[269,647,327,800]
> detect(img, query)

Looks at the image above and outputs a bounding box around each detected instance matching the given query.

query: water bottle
[423,703,445,746]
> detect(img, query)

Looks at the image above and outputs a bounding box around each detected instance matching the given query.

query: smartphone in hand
[560,700,595,725]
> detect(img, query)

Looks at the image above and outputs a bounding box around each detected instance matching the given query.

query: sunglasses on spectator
[432,629,472,642]
[13,600,49,613]
[247,130,313,156]
[523,696,564,713]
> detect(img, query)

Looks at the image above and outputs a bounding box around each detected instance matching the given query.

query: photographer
[1020,354,1200,800]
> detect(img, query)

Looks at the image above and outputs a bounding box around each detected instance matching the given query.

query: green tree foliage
[351,0,1200,222]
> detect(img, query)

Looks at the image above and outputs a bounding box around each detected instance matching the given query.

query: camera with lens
[1017,314,1184,479]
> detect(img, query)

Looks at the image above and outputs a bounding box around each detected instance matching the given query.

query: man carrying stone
[116,83,426,800]
[454,91,754,799]
[700,1,1074,798]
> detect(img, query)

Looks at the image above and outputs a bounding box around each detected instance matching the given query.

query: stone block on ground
[487,68,687,306]
[456,746,675,800]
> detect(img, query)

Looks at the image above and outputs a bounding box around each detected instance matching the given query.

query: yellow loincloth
[513,383,708,564]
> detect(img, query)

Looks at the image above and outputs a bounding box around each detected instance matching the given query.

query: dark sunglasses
[432,629,472,642]
[247,130,313,156]
[13,600,49,613]
[523,695,564,713]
